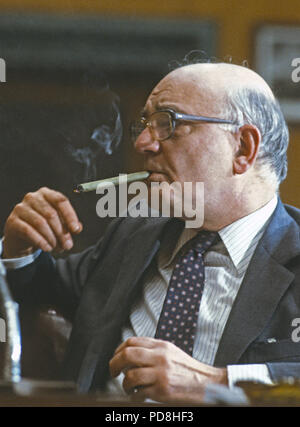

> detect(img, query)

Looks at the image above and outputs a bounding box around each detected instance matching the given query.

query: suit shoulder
[284,204,300,229]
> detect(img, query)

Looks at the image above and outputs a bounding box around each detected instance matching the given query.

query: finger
[15,204,59,250]
[114,336,163,355]
[10,217,54,252]
[122,367,156,395]
[109,347,154,378]
[27,196,74,251]
[40,188,82,233]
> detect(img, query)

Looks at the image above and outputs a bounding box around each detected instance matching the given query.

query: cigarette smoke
[90,99,122,156]
[65,83,123,183]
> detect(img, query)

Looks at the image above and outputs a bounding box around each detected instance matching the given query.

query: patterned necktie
[155,230,219,355]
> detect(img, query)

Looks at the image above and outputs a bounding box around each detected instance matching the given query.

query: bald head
[166,62,275,102]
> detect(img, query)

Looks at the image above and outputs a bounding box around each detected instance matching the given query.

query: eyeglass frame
[132,108,237,142]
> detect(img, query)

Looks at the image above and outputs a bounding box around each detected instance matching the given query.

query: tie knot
[193,230,219,254]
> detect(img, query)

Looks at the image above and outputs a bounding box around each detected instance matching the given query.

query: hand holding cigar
[2,172,149,259]
[2,187,82,259]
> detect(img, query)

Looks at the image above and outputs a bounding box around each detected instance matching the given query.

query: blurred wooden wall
[0,0,299,208]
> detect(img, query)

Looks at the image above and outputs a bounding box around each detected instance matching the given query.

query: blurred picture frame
[255,24,300,123]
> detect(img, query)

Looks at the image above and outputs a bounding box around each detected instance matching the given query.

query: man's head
[134,62,289,229]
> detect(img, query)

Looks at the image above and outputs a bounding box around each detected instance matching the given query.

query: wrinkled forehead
[145,66,227,116]
[144,63,274,115]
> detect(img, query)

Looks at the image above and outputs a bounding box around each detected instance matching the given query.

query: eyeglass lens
[150,112,172,141]
[131,111,173,142]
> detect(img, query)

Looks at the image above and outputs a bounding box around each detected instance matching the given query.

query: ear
[233,124,261,175]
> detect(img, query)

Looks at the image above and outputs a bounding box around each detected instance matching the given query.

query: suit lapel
[101,217,173,317]
[76,216,174,391]
[214,201,300,366]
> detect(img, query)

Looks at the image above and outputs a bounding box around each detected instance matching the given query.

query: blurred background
[0,0,299,252]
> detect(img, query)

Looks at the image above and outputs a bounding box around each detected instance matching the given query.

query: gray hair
[222,87,289,187]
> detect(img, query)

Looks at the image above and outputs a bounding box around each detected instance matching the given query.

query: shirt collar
[159,224,197,269]
[218,195,278,271]
[159,195,278,272]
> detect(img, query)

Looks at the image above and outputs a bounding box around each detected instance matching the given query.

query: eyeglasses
[130,108,236,142]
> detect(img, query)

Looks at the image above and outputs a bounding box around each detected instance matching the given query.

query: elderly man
[2,62,300,403]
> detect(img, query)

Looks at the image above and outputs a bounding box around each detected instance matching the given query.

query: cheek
[162,130,234,182]
[161,144,200,182]
[180,147,232,183]
[192,133,234,175]
[176,142,212,175]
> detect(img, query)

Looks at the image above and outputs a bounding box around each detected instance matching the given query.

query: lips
[146,170,166,182]
[149,175,170,187]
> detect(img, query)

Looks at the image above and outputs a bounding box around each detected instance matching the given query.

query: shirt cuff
[227,364,274,388]
[0,238,41,270]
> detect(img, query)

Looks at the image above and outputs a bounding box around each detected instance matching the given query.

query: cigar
[74,171,150,193]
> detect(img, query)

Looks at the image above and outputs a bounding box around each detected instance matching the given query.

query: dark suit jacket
[7,199,300,392]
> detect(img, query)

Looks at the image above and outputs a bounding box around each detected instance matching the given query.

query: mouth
[146,170,167,183]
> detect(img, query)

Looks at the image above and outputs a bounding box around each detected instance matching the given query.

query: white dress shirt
[1,196,278,395]
[106,196,278,394]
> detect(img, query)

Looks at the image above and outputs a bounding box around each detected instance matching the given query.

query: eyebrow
[140,104,177,118]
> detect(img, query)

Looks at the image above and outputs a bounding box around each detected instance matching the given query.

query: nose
[134,127,160,154]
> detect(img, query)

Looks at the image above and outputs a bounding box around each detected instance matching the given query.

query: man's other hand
[109,336,228,404]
